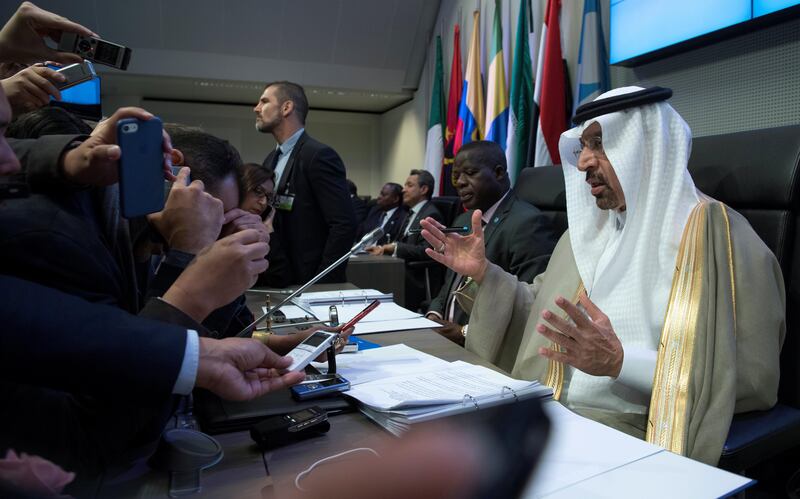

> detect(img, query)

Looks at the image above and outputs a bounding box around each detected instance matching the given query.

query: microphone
[237,228,385,337]
[351,227,385,252]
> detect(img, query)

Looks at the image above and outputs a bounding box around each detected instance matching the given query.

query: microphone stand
[236,227,385,338]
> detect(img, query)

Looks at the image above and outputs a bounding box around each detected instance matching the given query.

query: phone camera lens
[122,125,130,132]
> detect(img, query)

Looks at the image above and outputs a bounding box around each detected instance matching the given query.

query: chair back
[689,124,800,407]
[514,166,568,237]
[430,196,463,226]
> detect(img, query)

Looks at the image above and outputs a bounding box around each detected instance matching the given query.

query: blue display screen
[59,76,101,105]
[611,0,800,64]
[754,0,800,17]
[610,0,750,64]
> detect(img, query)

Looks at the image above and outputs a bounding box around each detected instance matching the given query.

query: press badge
[276,194,295,211]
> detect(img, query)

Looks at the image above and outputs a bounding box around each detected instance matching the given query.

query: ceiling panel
[333,0,394,68]
[161,0,226,53]
[223,0,284,59]
[384,0,426,70]
[95,0,163,50]
[280,0,340,64]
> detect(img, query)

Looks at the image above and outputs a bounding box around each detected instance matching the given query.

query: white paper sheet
[352,316,441,335]
[314,344,449,385]
[296,289,392,306]
[346,361,534,410]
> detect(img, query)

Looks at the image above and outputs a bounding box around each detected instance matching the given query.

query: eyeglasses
[572,135,607,159]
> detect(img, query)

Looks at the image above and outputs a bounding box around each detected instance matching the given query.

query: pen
[338,299,381,332]
[408,225,470,235]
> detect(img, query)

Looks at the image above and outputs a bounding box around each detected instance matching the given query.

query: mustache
[585,171,607,185]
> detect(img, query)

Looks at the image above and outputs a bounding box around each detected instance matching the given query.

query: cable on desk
[294,447,379,491]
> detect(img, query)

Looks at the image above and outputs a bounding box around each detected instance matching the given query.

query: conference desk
[119,286,750,498]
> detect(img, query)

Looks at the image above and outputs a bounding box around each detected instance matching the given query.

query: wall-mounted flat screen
[611,0,800,66]
[754,0,800,17]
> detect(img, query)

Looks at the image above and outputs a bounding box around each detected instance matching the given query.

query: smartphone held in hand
[117,117,165,218]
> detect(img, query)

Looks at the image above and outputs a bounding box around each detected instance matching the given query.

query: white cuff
[426,311,443,320]
[171,329,199,395]
[615,347,657,396]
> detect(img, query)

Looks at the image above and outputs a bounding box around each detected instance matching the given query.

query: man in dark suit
[254,81,356,286]
[424,141,557,345]
[368,169,444,310]
[355,182,408,244]
[347,179,369,224]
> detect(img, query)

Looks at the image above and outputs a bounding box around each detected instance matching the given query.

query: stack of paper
[288,289,441,335]
[345,359,552,436]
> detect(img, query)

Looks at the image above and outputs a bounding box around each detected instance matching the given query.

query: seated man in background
[421,86,785,464]
[348,178,369,223]
[355,181,407,244]
[425,141,556,345]
[368,169,444,311]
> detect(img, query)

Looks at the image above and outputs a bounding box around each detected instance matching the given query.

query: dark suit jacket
[355,204,409,244]
[262,132,357,286]
[427,193,556,325]
[0,275,189,476]
[395,200,444,261]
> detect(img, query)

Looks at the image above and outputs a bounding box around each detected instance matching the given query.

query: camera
[58,33,132,70]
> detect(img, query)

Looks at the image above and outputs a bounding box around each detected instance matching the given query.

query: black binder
[193,388,354,434]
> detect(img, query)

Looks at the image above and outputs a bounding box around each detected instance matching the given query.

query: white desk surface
[522,402,752,498]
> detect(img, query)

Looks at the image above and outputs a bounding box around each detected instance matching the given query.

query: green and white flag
[506,0,534,185]
[424,36,445,196]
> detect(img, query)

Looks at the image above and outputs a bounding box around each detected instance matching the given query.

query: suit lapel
[482,193,515,246]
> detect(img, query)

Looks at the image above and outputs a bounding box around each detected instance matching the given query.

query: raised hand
[148,167,225,254]
[1,64,64,115]
[62,107,174,186]
[421,210,489,283]
[0,2,97,65]
[221,208,270,243]
[162,229,269,322]
[536,292,624,378]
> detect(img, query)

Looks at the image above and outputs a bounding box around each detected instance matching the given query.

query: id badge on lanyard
[276,194,295,211]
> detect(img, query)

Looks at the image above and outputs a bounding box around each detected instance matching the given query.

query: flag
[442,25,463,196]
[572,0,610,116]
[506,0,534,185]
[484,0,508,150]
[454,11,485,157]
[533,0,566,166]
[423,36,445,195]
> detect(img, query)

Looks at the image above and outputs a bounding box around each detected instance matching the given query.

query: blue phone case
[117,117,165,218]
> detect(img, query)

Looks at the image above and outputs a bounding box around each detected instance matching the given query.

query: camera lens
[122,125,130,132]
[78,39,92,52]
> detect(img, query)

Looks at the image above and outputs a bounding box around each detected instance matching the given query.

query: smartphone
[249,406,329,448]
[117,117,165,218]
[54,60,96,90]
[291,374,351,401]
[285,331,338,372]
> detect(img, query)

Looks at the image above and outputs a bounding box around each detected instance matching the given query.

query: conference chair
[516,124,800,483]
[689,124,800,476]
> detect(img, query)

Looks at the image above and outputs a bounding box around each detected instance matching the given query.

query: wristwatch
[460,324,468,337]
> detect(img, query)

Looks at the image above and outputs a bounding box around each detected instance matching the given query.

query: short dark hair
[164,123,242,193]
[409,169,435,199]
[385,182,403,206]
[265,81,309,124]
[6,106,93,139]
[457,140,508,171]
[238,162,275,202]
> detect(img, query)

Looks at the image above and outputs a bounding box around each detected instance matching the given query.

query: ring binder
[501,386,519,402]
[462,394,479,410]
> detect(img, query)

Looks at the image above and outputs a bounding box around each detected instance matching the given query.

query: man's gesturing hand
[421,210,489,283]
[196,337,305,401]
[536,292,624,378]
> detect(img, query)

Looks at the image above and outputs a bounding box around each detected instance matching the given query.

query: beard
[255,114,280,134]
